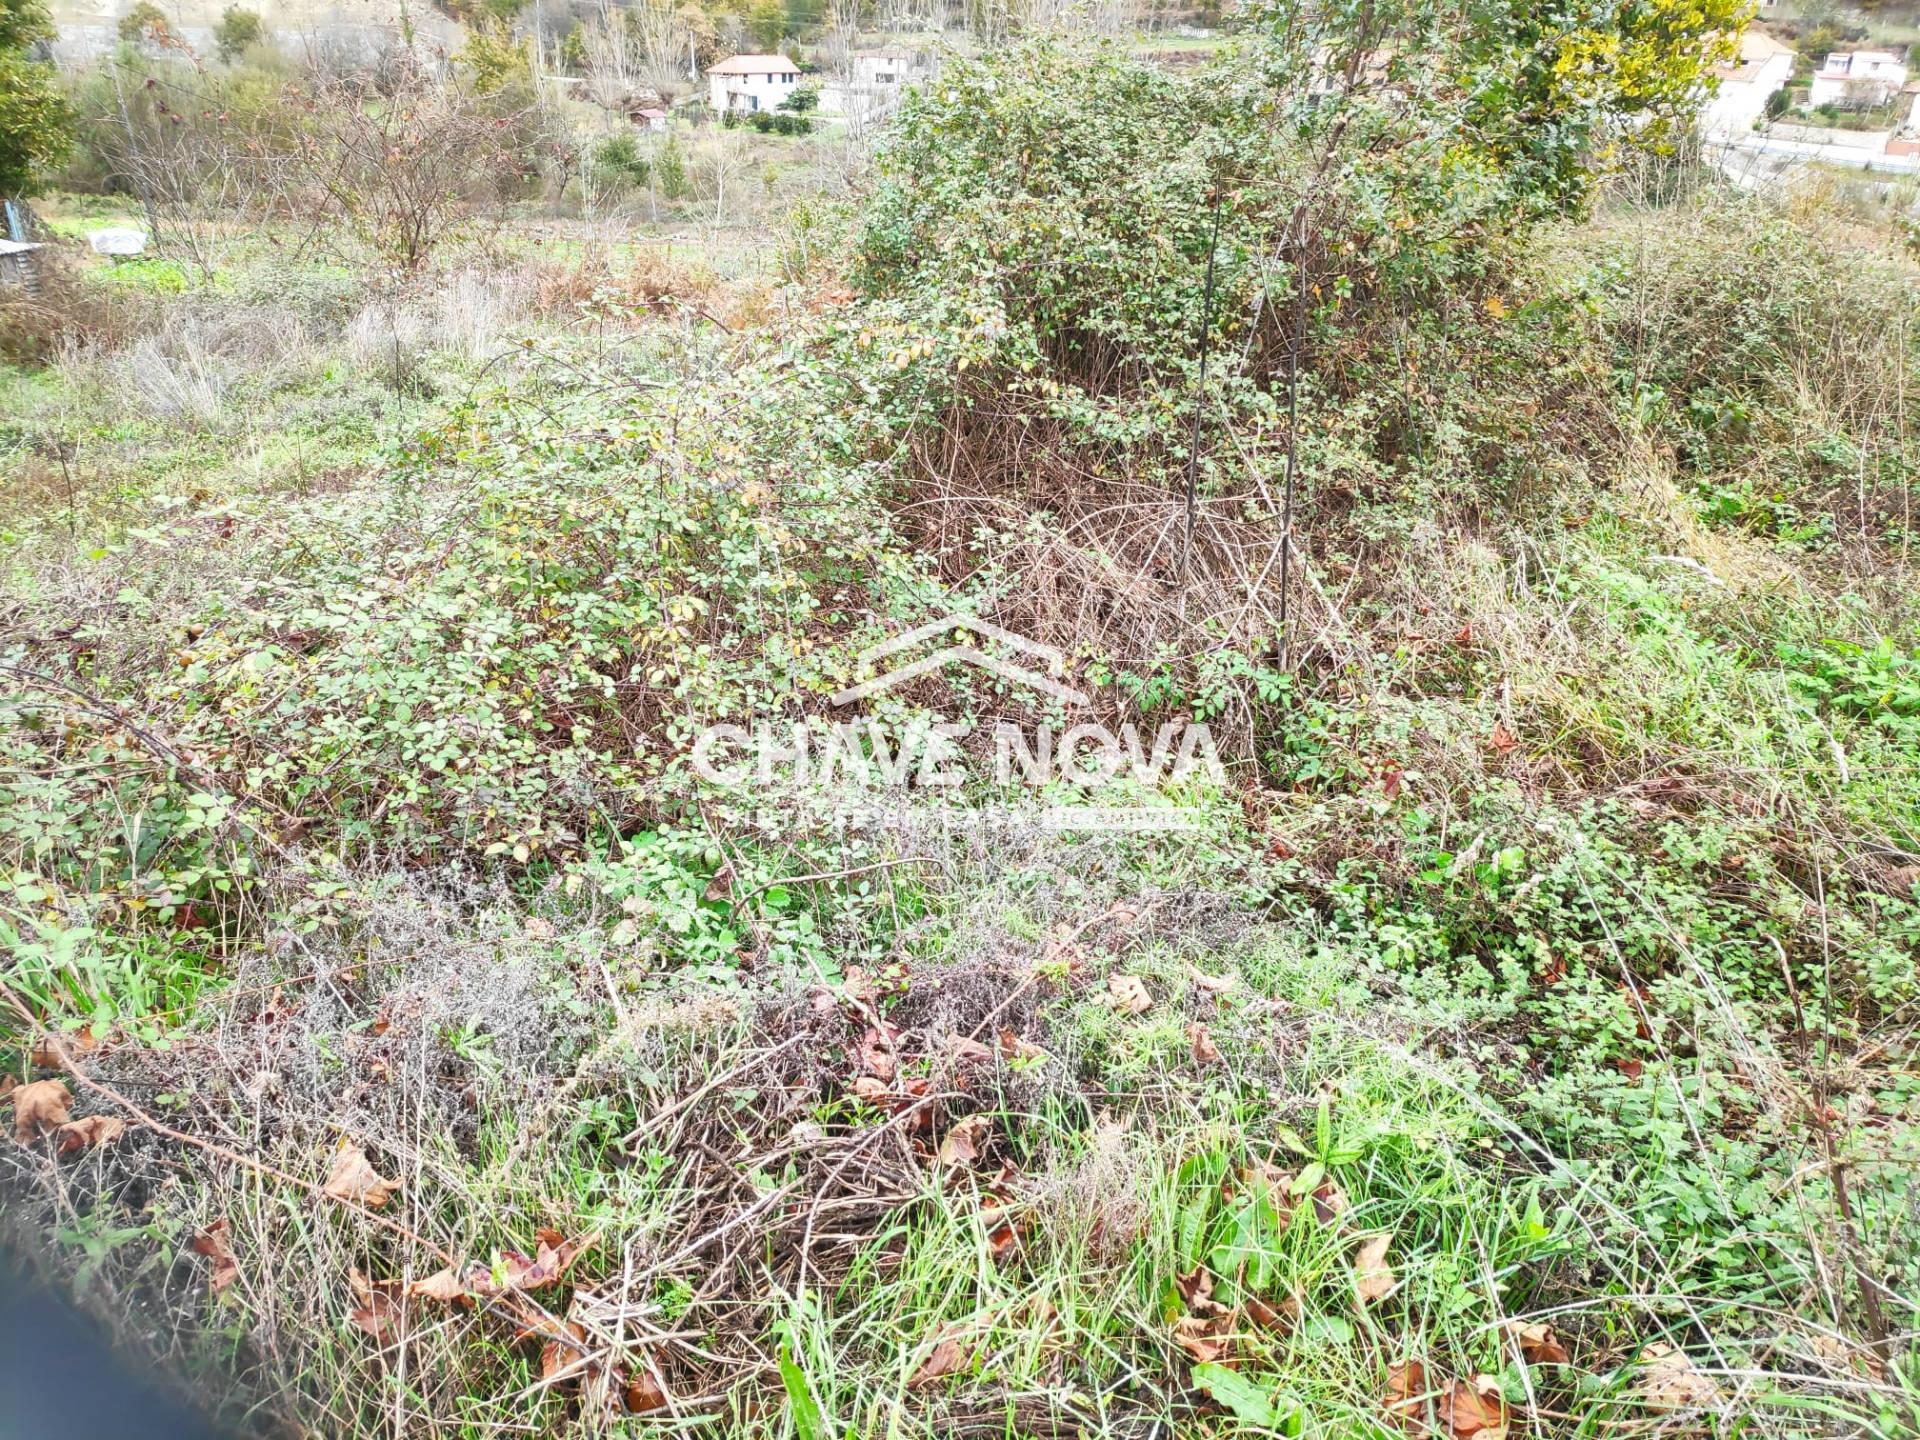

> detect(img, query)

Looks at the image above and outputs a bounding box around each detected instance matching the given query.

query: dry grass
[0,246,154,367]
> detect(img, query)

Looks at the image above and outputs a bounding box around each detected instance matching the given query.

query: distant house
[1702,28,1794,135]
[819,49,929,123]
[631,105,669,132]
[1809,49,1909,110]
[706,54,802,114]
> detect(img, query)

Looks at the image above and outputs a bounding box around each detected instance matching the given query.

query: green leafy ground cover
[4,16,1920,1440]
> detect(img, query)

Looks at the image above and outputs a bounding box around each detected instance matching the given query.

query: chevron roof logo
[829,615,1090,708]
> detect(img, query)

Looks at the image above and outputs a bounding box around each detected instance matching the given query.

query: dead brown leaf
[539,1319,590,1382]
[408,1266,477,1303]
[839,965,884,1007]
[1802,1332,1885,1382]
[1185,965,1238,994]
[1353,1233,1397,1304]
[1174,1266,1217,1309]
[500,1228,592,1292]
[1504,1319,1570,1367]
[1188,1022,1221,1066]
[1490,723,1519,757]
[624,1369,670,1413]
[1242,1160,1296,1198]
[1041,927,1086,970]
[1311,1181,1350,1225]
[29,1028,100,1068]
[1438,1375,1508,1440]
[1244,1292,1296,1332]
[901,1075,934,1131]
[937,1114,991,1168]
[324,1141,399,1209]
[55,1114,125,1154]
[996,1029,1048,1062]
[529,1291,673,1415]
[1106,973,1152,1014]
[1172,1308,1239,1364]
[946,1034,994,1065]
[980,1180,1021,1266]
[1383,1358,1432,1432]
[347,1268,407,1342]
[986,1221,1020,1265]
[433,1230,592,1301]
[855,1024,901,1082]
[1638,1341,1722,1413]
[191,1220,239,1294]
[11,1079,71,1145]
[852,1075,892,1102]
[907,1326,973,1389]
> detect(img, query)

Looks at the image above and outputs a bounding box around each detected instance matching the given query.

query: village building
[818,49,927,123]
[1702,28,1794,135]
[1809,49,1909,110]
[706,54,803,114]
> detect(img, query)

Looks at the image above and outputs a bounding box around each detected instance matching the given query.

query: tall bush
[0,0,70,195]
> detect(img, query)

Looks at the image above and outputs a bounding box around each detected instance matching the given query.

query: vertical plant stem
[1276,205,1308,666]
[1179,190,1225,608]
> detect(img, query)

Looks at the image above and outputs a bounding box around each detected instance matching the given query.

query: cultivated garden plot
[4,1,1920,1436]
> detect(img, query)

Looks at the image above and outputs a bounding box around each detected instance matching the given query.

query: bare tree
[293,65,523,271]
[95,59,258,281]
[630,0,697,107]
[714,12,749,56]
[876,0,942,39]
[581,0,644,123]
[699,123,754,224]
[821,0,859,79]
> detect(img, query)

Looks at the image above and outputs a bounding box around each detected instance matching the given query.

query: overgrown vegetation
[4,2,1920,1438]
[0,0,70,196]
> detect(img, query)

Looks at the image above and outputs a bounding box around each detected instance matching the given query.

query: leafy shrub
[213,3,262,61]
[592,130,651,189]
[115,0,170,44]
[1781,637,1920,742]
[0,0,71,195]
[0,349,901,902]
[655,133,689,199]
